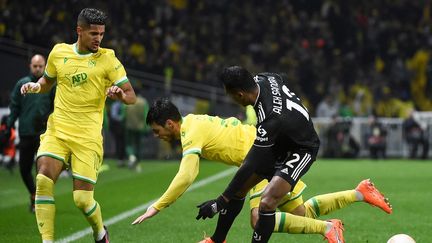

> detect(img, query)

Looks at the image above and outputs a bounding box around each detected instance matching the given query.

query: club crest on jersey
[88,60,96,67]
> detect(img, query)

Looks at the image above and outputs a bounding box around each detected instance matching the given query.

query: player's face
[226,89,249,106]
[150,122,176,142]
[29,58,45,78]
[78,24,105,53]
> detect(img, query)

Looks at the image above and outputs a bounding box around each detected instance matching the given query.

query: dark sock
[211,197,245,243]
[252,210,275,243]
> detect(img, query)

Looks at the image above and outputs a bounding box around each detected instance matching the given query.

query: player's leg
[252,175,292,242]
[18,135,39,212]
[303,189,358,218]
[35,156,64,243]
[35,133,69,242]
[70,140,107,242]
[298,180,391,219]
[73,180,107,242]
[252,149,344,243]
[249,179,306,228]
[205,173,264,243]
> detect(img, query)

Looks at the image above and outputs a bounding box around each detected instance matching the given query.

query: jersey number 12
[282,85,309,121]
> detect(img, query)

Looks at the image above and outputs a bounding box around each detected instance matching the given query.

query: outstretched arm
[132,154,200,225]
[20,76,56,95]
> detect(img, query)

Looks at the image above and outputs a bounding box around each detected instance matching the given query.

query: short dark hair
[146,98,182,126]
[219,66,255,92]
[77,8,107,27]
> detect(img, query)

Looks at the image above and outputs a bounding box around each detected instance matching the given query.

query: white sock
[95,229,106,241]
[324,221,332,234]
[355,190,364,201]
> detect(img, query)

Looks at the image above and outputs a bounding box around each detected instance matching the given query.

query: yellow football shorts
[249,179,307,213]
[37,131,103,185]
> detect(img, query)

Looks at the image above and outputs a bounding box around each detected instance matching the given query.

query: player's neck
[75,41,92,55]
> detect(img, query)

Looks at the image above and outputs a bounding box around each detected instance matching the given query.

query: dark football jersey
[252,72,320,153]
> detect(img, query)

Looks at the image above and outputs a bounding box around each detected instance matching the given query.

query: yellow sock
[274,212,327,234]
[73,190,105,240]
[304,190,357,218]
[35,174,55,241]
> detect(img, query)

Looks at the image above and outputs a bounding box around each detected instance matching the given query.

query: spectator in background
[0,115,16,172]
[109,100,127,167]
[0,54,55,212]
[125,90,150,170]
[366,114,387,159]
[403,109,429,159]
[316,94,340,117]
[324,115,359,158]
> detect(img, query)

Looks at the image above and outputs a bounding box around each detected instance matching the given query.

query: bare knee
[290,204,306,216]
[250,208,259,228]
[36,156,64,182]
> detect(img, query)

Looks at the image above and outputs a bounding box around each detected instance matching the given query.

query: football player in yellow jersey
[21,8,136,243]
[132,99,391,243]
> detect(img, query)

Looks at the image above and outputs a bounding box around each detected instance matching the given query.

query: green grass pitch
[0,159,430,242]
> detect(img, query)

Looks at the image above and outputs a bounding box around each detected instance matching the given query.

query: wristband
[32,82,41,93]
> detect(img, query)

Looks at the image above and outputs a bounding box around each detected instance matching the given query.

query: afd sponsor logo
[256,125,268,142]
[71,72,88,87]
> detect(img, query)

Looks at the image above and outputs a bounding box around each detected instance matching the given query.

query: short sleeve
[181,122,205,157]
[106,50,128,86]
[44,45,58,80]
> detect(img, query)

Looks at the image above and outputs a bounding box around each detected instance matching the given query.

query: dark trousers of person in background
[407,136,429,159]
[110,120,126,166]
[18,135,40,212]
[369,144,386,159]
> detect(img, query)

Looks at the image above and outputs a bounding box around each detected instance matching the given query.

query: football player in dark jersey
[196,66,389,243]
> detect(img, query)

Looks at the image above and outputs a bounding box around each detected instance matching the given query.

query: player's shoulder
[182,114,209,130]
[47,43,73,58]
[97,47,116,57]
[52,43,71,52]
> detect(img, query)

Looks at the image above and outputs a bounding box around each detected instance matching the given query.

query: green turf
[0,159,430,242]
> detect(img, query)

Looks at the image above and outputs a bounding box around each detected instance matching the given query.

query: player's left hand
[106,85,125,101]
[196,196,227,220]
[132,207,160,225]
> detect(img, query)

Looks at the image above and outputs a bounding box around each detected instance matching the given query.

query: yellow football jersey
[180,114,256,166]
[44,43,128,141]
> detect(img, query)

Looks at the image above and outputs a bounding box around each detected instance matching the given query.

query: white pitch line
[57,167,236,243]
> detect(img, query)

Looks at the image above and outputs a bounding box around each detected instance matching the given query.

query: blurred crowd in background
[2,0,432,118]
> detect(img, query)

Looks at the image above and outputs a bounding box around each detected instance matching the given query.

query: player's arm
[106,51,137,104]
[21,76,56,95]
[22,45,57,95]
[106,81,136,105]
[132,153,200,225]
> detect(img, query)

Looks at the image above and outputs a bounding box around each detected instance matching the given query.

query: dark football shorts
[273,147,318,188]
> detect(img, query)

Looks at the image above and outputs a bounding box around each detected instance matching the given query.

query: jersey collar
[73,43,93,57]
[253,83,260,107]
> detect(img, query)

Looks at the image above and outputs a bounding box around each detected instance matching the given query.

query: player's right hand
[196,196,227,220]
[21,82,41,95]
[132,206,160,225]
